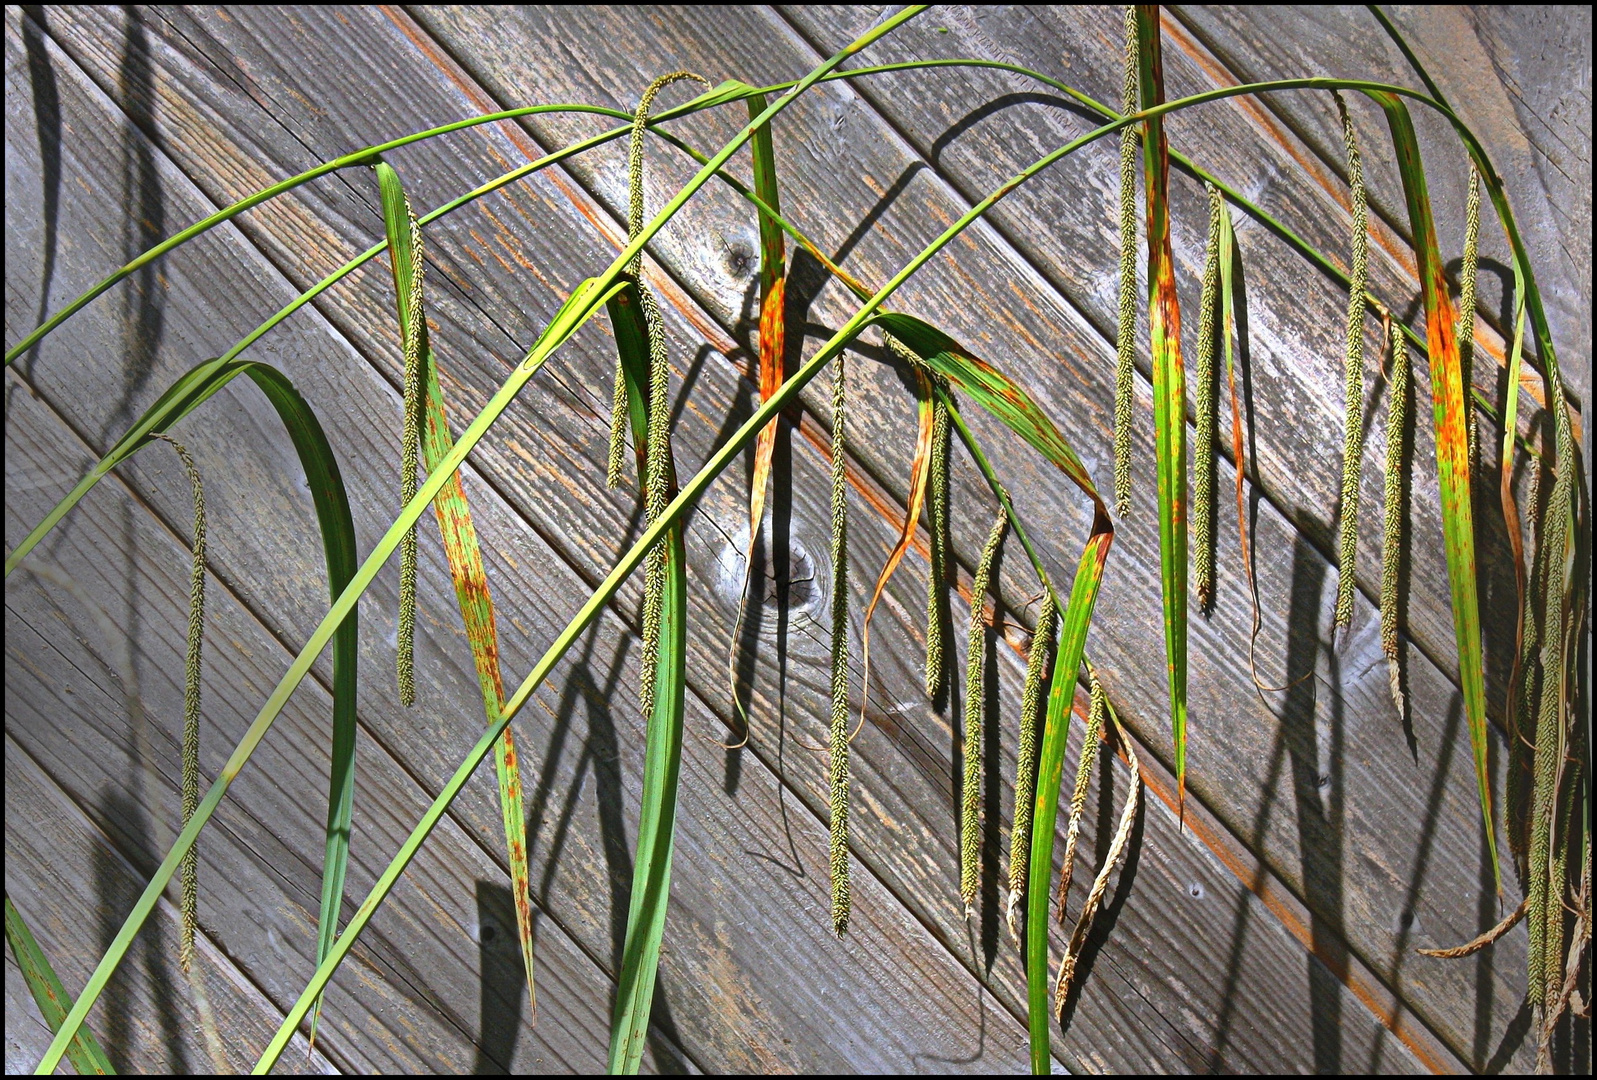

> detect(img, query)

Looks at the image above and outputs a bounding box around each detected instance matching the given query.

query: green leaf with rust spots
[377,160,538,1022]
[5,897,115,1075]
[1135,5,1190,812]
[1366,93,1498,889]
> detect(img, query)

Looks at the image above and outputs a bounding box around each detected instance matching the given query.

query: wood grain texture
[407,4,1541,1069]
[6,3,1585,1073]
[5,8,1038,1073]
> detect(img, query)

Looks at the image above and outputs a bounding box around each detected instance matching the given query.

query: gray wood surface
[5,4,1587,1074]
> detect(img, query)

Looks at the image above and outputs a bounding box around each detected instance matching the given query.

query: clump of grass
[11,9,1586,1073]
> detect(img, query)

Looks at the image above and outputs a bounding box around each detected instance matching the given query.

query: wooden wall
[5,5,1589,1073]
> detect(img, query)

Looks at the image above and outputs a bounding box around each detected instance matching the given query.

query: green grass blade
[608,515,687,1074]
[5,896,115,1075]
[1027,520,1114,1074]
[1135,6,1189,810]
[374,161,539,1023]
[1367,92,1498,889]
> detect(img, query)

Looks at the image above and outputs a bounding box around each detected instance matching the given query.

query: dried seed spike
[397,202,426,708]
[1193,182,1225,612]
[1112,3,1140,518]
[1417,898,1527,958]
[154,433,206,973]
[925,389,951,697]
[1006,591,1056,941]
[610,71,712,490]
[1057,673,1105,925]
[1458,164,1481,470]
[1056,703,1140,1019]
[1333,91,1369,636]
[1380,318,1408,717]
[961,511,1007,917]
[828,354,852,937]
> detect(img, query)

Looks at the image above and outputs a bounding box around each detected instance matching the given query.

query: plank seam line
[760,8,1477,1070]
[1,729,345,1075]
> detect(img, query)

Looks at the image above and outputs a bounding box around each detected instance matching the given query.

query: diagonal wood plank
[4,10,1040,1072]
[403,5,1528,1070]
[46,4,1462,1073]
[15,2,1520,1073]
[5,732,341,1075]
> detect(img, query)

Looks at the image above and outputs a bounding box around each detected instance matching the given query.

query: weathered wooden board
[6,3,1585,1074]
[3,378,664,1074]
[17,2,1453,1071]
[403,4,1539,1069]
[5,10,1044,1073]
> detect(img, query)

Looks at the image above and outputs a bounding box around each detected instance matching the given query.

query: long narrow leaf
[608,514,687,1074]
[1135,5,1190,811]
[1027,521,1113,1074]
[1368,92,1498,888]
[4,897,115,1075]
[375,160,539,1022]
